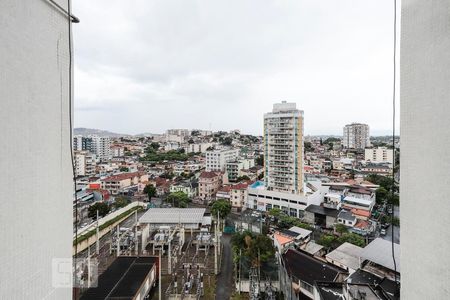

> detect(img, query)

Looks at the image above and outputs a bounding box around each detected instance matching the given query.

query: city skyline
[73,0,399,136]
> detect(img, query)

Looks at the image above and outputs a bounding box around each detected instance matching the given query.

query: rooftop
[361,238,401,273]
[80,256,157,300]
[314,282,345,300]
[282,248,342,285]
[338,210,356,222]
[139,208,206,226]
[302,242,324,255]
[102,171,146,182]
[326,242,363,271]
[305,204,340,218]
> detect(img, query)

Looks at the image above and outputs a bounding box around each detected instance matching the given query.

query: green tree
[143,184,157,200]
[166,191,190,207]
[375,187,389,204]
[268,208,283,219]
[304,142,314,152]
[335,224,349,234]
[222,137,233,146]
[119,166,129,172]
[88,202,110,219]
[211,199,232,219]
[150,142,160,150]
[317,234,337,250]
[231,231,275,267]
[236,175,251,182]
[338,233,366,247]
[113,196,129,209]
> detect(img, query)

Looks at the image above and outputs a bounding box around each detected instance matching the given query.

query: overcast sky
[73,0,398,136]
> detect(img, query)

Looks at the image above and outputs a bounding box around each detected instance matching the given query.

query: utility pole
[135,210,138,255]
[238,248,242,294]
[116,225,120,257]
[214,214,218,275]
[96,210,100,255]
[159,251,162,300]
[87,244,91,288]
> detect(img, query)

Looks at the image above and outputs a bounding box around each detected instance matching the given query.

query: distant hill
[74,128,129,137]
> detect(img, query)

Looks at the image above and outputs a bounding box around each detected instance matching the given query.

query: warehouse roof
[80,256,157,300]
[139,208,206,226]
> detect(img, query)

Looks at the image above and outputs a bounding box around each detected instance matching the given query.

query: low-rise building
[101,171,148,195]
[246,180,327,218]
[169,181,198,198]
[225,158,255,182]
[325,242,363,274]
[230,182,250,212]
[198,171,222,202]
[365,147,394,164]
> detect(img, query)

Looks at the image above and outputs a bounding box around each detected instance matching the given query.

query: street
[215,234,233,300]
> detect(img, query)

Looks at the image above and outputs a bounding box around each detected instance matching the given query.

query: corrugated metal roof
[139,208,206,225]
[361,238,400,273]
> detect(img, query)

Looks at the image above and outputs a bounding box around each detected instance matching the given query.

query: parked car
[380,228,387,236]
[381,223,390,229]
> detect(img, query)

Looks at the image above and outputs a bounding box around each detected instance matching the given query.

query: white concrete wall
[0,0,73,299]
[401,1,450,298]
[0,1,73,299]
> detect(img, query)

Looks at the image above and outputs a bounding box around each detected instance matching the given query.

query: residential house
[325,242,363,274]
[100,171,148,195]
[230,182,250,212]
[198,171,222,203]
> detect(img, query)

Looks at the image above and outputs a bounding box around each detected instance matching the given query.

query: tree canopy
[166,191,190,208]
[231,231,275,267]
[211,199,232,219]
[113,196,129,209]
[88,202,110,219]
[143,184,157,200]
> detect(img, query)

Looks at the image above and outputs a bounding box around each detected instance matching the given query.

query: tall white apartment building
[364,147,393,164]
[264,101,304,194]
[205,148,239,172]
[73,135,83,151]
[75,151,97,177]
[91,135,111,161]
[343,123,371,149]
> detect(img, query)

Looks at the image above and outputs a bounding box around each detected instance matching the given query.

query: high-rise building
[343,123,371,149]
[73,135,93,152]
[74,151,96,177]
[91,135,111,161]
[264,101,304,194]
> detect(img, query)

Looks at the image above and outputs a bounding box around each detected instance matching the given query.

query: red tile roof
[199,171,220,179]
[232,182,250,190]
[351,208,371,218]
[102,171,146,182]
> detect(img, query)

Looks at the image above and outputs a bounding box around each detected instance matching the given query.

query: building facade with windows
[364,147,393,164]
[91,135,111,161]
[198,171,222,202]
[205,148,239,172]
[343,123,371,149]
[264,101,304,194]
[74,150,96,177]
